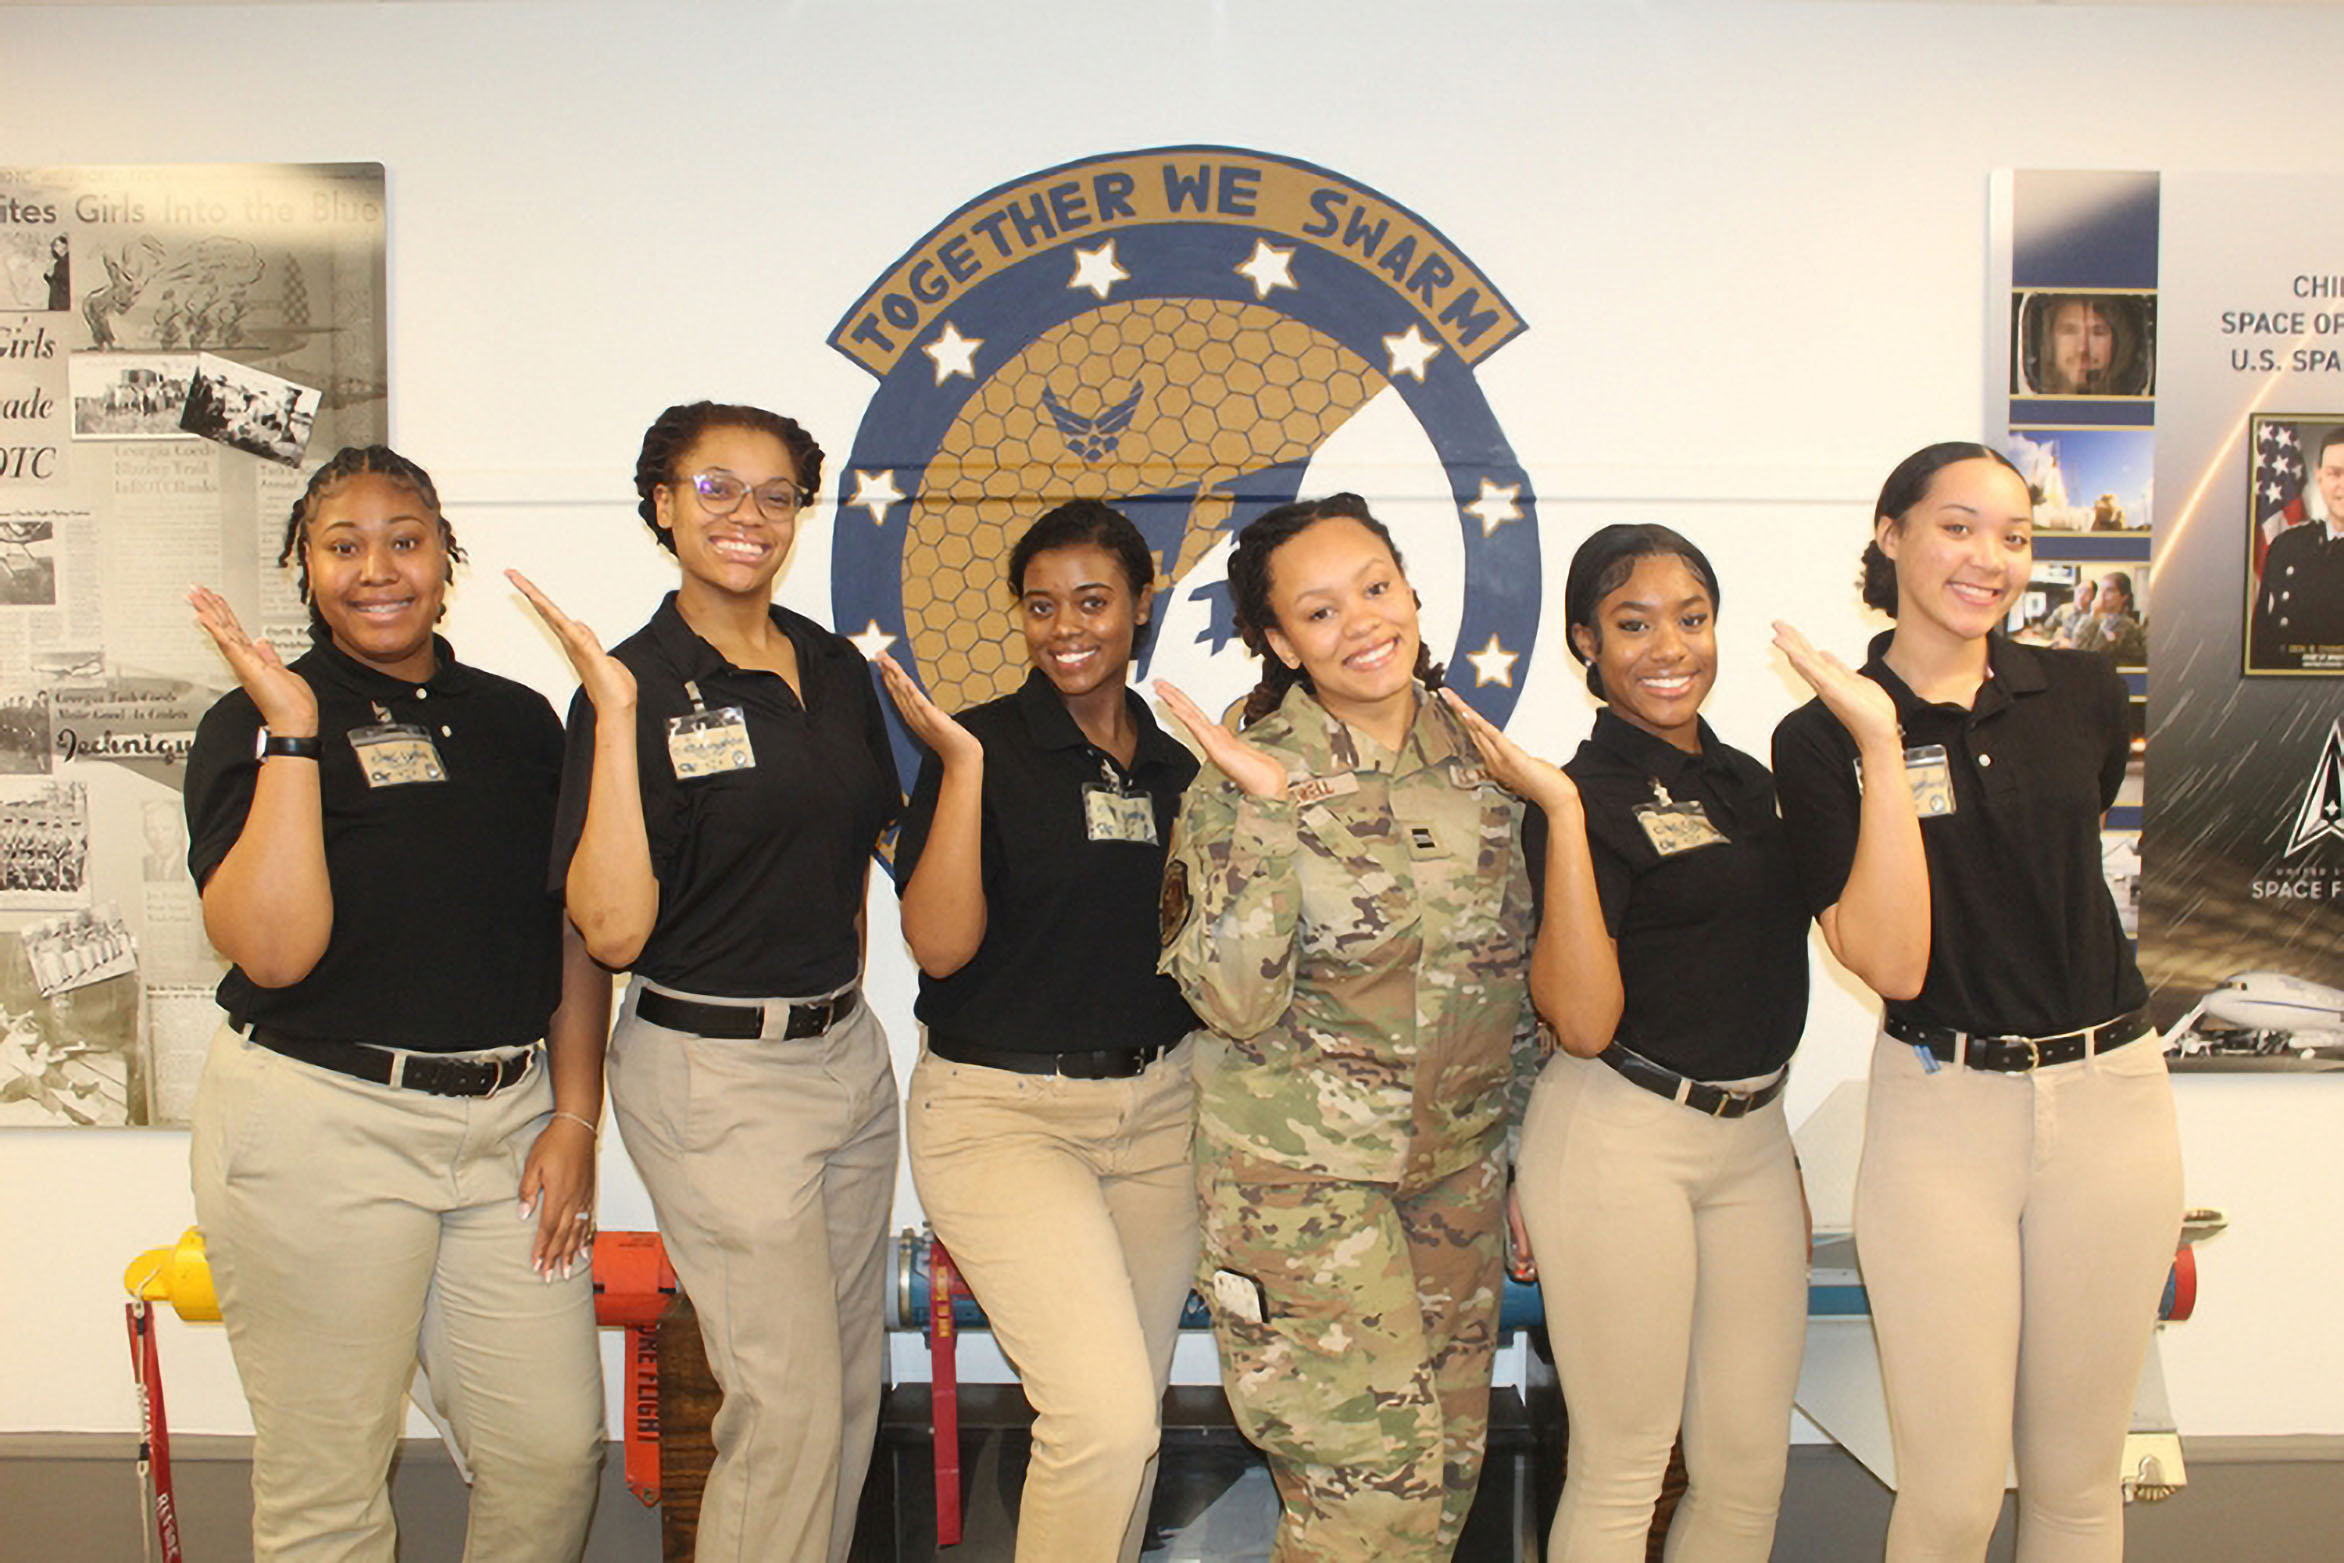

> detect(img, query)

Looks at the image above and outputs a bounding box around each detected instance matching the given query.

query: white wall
[2,0,2339,1441]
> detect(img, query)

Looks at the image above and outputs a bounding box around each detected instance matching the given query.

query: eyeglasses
[683,470,807,521]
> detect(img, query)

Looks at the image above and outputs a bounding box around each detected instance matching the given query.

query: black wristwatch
[259,732,322,760]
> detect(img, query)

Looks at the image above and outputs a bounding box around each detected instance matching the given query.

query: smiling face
[2047,299,2115,392]
[1572,554,1716,753]
[2317,438,2344,524]
[1018,542,1145,705]
[1261,516,1422,733]
[1879,456,2034,647]
[302,472,449,682]
[654,424,800,597]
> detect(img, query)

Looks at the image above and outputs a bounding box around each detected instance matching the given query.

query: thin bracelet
[550,1109,599,1137]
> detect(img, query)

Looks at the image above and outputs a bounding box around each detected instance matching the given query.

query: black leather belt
[1597,1044,1788,1118]
[635,986,859,1041]
[926,1032,1179,1080]
[1884,1009,2152,1072]
[242,1024,536,1097]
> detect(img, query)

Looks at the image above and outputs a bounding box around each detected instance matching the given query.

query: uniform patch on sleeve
[1159,859,1192,947]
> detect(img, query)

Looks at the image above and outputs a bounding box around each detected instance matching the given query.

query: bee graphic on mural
[829,146,1544,779]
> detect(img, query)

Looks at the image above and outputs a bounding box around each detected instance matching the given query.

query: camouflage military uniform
[1159,681,1536,1561]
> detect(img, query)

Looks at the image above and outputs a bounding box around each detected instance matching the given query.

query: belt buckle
[1708,1087,1733,1117]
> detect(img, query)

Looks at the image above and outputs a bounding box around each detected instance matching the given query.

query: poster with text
[0,163,383,1123]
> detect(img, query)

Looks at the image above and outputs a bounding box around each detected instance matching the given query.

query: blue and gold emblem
[829,146,1540,776]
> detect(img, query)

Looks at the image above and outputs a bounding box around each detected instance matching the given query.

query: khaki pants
[189,1025,604,1563]
[1197,1142,1504,1563]
[1516,1050,1807,1563]
[906,1037,1200,1563]
[1856,1029,2183,1563]
[608,978,897,1563]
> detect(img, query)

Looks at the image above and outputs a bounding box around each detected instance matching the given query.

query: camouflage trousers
[1196,1141,1505,1563]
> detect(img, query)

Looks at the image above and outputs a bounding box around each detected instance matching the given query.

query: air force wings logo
[829,146,1540,781]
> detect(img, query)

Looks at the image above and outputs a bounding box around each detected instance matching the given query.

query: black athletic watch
[259,732,322,760]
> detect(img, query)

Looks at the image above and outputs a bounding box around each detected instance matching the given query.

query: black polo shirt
[551,594,900,998]
[184,631,565,1050]
[1771,631,2144,1036]
[897,669,1199,1054]
[1527,711,1808,1081]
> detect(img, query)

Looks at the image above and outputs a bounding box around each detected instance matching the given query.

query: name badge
[1634,799,1726,856]
[667,706,755,780]
[1859,743,1957,818]
[1290,771,1360,805]
[348,723,445,788]
[1083,783,1158,844]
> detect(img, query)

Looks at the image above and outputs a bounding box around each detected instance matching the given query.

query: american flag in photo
[2253,419,2310,574]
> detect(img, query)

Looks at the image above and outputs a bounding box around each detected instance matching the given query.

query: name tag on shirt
[1083,784,1158,844]
[666,706,755,780]
[1290,771,1360,806]
[1857,743,1957,818]
[349,723,445,788]
[1633,799,1726,856]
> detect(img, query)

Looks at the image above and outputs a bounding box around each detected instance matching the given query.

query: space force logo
[828,146,1541,780]
[2284,718,2344,857]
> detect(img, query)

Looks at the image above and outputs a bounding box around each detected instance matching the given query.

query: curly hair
[1226,493,1442,727]
[277,445,464,629]
[1860,442,2028,617]
[1563,523,1720,700]
[1007,498,1160,658]
[632,401,824,555]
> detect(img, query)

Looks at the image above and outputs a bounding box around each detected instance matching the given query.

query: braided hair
[1227,493,1442,727]
[277,445,463,630]
[633,401,824,554]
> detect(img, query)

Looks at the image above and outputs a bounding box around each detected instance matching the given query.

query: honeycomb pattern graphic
[904,298,1383,712]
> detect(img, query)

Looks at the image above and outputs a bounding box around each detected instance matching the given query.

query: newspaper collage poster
[1992,170,2344,1071]
[0,163,386,1125]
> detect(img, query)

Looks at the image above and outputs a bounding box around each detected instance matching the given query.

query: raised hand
[189,586,317,736]
[1774,620,1900,750]
[1439,688,1578,812]
[1154,680,1288,801]
[877,653,983,769]
[508,569,636,712]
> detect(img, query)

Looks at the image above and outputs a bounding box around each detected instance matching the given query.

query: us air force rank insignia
[827,147,1546,846]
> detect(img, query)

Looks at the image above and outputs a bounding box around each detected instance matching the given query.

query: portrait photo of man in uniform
[2248,421,2344,674]
[2012,290,2156,398]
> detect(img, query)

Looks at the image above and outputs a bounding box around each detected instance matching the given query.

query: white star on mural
[1383,322,1442,382]
[921,320,983,384]
[847,468,906,525]
[1235,238,1297,300]
[847,621,898,661]
[1070,241,1130,300]
[1464,479,1522,538]
[1466,634,1519,688]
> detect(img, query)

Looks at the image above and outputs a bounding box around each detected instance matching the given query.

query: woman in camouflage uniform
[1156,494,1536,1563]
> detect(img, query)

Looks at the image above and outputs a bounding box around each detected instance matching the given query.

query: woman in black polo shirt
[876,499,1199,1563]
[1771,443,2182,1563]
[184,445,606,1561]
[1446,523,1917,1562]
[513,401,900,1563]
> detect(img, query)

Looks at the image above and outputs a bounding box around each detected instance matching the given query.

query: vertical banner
[1995,171,2344,1069]
[1987,170,2157,960]
[0,163,387,1125]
